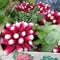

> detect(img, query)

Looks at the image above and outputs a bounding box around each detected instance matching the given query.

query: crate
[0,50,60,60]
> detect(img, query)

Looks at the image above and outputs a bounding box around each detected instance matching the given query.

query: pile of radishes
[16,1,60,25]
[1,21,37,55]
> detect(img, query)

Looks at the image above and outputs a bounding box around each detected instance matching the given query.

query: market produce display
[0,1,60,60]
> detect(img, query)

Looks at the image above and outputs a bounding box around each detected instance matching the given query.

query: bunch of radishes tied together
[16,1,60,25]
[37,2,60,25]
[1,21,37,55]
[15,1,35,13]
[15,1,50,13]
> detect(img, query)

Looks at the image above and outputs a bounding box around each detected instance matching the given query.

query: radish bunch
[15,1,35,13]
[37,2,60,25]
[37,2,50,14]
[43,10,60,25]
[1,21,36,55]
[15,1,60,25]
[15,1,50,13]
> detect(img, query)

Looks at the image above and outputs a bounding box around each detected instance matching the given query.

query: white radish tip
[45,6,47,9]
[31,6,33,9]
[51,11,54,14]
[30,30,33,34]
[58,12,60,16]
[10,26,15,30]
[47,13,51,17]
[19,5,21,8]
[15,22,20,27]
[24,22,28,27]
[21,31,26,36]
[13,33,19,39]
[24,48,28,51]
[24,6,26,8]
[22,6,24,9]
[53,49,57,53]
[5,34,11,40]
[29,23,33,26]
[18,38,24,44]
[43,19,46,23]
[40,7,43,11]
[48,9,51,13]
[4,51,7,55]
[26,2,29,5]
[38,6,40,8]
[39,2,42,3]
[50,16,54,20]
[58,41,60,46]
[6,23,11,27]
[29,35,34,40]
[28,41,33,46]
[18,48,23,52]
[8,39,14,45]
[45,4,49,6]
[53,20,56,23]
